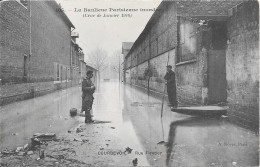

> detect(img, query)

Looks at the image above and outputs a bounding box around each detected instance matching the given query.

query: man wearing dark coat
[82,70,95,123]
[164,65,178,108]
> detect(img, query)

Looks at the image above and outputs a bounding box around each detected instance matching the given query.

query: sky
[56,0,162,61]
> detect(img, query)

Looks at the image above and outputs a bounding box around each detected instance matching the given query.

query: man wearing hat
[164,65,178,108]
[82,70,95,123]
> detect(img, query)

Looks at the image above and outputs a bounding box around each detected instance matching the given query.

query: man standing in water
[82,70,95,123]
[164,65,178,109]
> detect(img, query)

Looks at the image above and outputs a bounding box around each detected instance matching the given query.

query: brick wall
[0,1,78,105]
[0,1,29,84]
[226,1,259,130]
[29,1,71,82]
[0,81,56,105]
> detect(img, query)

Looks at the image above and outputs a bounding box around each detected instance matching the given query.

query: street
[0,81,259,166]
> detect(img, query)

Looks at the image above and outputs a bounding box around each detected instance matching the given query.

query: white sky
[56,0,162,60]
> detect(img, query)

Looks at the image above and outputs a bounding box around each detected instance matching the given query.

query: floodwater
[0,81,259,166]
[0,86,83,149]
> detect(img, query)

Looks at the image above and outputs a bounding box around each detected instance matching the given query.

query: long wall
[226,1,259,129]
[0,1,80,105]
[0,1,30,84]
[125,2,177,93]
[30,1,71,82]
[124,1,259,130]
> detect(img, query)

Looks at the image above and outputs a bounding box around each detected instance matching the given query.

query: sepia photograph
[0,0,259,166]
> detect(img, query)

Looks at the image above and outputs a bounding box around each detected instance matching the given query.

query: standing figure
[82,70,95,123]
[164,65,178,108]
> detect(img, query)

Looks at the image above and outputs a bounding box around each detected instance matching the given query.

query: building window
[57,64,60,81]
[60,65,63,81]
[23,55,28,82]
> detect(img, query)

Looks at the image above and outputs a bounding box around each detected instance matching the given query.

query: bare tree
[86,48,108,82]
[110,49,123,81]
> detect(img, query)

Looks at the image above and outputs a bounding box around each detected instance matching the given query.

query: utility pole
[118,53,120,83]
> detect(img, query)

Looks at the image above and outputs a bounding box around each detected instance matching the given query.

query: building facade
[123,1,259,130]
[122,42,133,82]
[0,0,82,105]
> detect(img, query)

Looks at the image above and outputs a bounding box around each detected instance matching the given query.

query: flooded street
[0,81,259,166]
[0,86,83,149]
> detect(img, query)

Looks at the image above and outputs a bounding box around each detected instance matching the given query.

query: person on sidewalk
[164,65,178,108]
[82,70,95,123]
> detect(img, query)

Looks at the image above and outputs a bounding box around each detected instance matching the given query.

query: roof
[176,0,243,20]
[122,42,134,50]
[46,0,75,28]
[126,0,243,59]
[125,1,169,58]
[122,42,134,56]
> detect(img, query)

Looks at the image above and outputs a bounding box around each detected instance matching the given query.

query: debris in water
[12,133,18,136]
[157,141,167,146]
[76,128,83,133]
[110,127,115,129]
[221,115,228,118]
[68,130,71,133]
[232,162,237,166]
[132,158,138,166]
[70,108,77,117]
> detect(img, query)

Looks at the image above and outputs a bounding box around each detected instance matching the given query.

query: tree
[110,49,123,81]
[86,48,108,83]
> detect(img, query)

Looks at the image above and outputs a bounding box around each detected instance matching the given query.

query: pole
[29,0,32,82]
[160,52,170,118]
[119,54,120,82]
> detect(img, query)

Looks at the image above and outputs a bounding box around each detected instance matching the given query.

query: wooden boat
[171,106,227,117]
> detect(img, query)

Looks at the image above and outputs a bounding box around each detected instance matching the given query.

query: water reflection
[122,83,259,167]
[0,87,82,149]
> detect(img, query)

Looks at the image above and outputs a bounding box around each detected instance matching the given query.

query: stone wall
[226,1,259,130]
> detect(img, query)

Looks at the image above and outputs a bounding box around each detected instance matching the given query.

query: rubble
[1,148,15,155]
[27,151,34,155]
[17,152,26,156]
[15,147,24,153]
[74,137,83,142]
[33,133,56,141]
[132,158,138,166]
[76,128,83,133]
[23,143,29,151]
[39,149,45,159]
